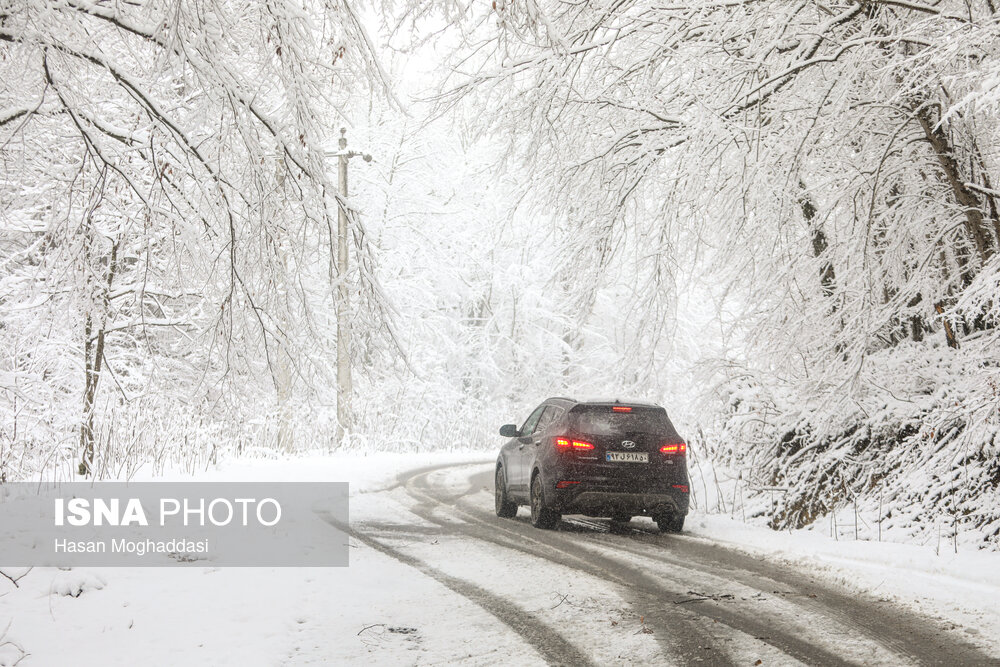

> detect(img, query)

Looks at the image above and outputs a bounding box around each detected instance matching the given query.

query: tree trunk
[79,239,119,476]
[798,183,836,299]
[915,106,995,268]
[934,302,959,350]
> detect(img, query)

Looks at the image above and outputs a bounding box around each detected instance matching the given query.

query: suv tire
[656,514,685,533]
[495,466,518,518]
[530,474,560,529]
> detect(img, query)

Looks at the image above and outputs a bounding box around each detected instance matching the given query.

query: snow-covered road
[346,460,998,666]
[2,453,999,666]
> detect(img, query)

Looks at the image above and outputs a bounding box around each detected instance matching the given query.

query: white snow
[684,513,1000,656]
[1,452,999,665]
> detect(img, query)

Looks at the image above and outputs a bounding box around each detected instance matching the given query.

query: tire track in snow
[454,463,997,666]
[582,520,1000,666]
[345,460,996,666]
[411,465,854,667]
[337,522,597,667]
[396,471,725,665]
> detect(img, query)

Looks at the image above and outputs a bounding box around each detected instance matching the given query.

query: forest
[2,0,999,545]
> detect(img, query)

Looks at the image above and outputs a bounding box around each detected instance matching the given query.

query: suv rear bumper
[551,486,688,518]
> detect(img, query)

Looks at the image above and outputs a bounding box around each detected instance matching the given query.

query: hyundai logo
[621,440,636,449]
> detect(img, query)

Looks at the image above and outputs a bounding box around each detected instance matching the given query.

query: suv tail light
[660,442,686,455]
[554,437,595,451]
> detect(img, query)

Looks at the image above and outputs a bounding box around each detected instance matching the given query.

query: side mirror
[499,424,520,438]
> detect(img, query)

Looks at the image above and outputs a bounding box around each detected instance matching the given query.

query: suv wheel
[495,466,518,518]
[656,514,685,533]
[530,474,560,529]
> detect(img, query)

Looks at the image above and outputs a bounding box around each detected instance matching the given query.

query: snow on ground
[685,457,1000,655]
[683,513,1000,656]
[0,451,501,667]
[2,451,999,665]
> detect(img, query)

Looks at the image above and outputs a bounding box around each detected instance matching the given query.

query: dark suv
[494,398,689,532]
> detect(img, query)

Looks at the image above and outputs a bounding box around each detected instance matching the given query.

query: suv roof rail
[548,396,576,403]
[573,398,663,408]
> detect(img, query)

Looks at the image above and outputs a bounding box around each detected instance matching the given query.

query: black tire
[530,473,560,529]
[495,466,518,518]
[656,514,685,533]
[609,513,631,533]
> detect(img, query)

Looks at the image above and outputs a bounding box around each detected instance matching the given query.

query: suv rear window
[570,406,679,438]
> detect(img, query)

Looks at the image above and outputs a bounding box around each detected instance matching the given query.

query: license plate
[606,452,648,463]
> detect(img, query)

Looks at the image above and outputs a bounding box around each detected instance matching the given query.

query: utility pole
[334,128,371,444]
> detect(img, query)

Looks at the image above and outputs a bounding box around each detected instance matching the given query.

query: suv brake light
[612,406,632,412]
[660,443,686,455]
[555,437,595,450]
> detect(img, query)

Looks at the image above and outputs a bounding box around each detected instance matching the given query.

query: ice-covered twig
[0,568,31,589]
[0,619,29,666]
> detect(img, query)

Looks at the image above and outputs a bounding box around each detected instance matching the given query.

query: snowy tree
[0,0,394,476]
[424,0,1000,534]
